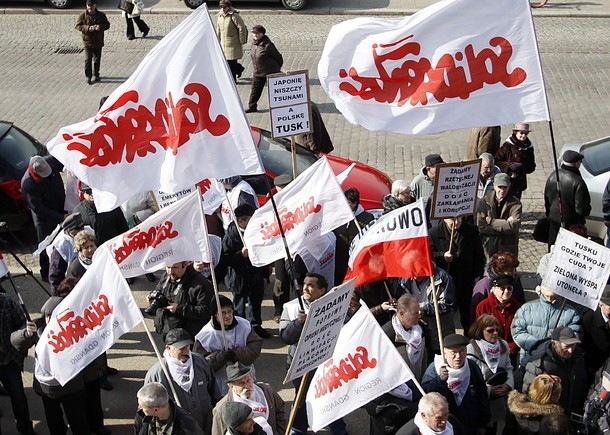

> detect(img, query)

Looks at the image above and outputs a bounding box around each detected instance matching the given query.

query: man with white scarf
[144,328,221,433]
[211,362,286,435]
[421,334,490,435]
[396,392,463,435]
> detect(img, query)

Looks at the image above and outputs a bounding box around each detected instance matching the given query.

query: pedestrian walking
[245,25,283,113]
[494,123,536,199]
[122,0,150,40]
[75,0,110,85]
[217,0,247,82]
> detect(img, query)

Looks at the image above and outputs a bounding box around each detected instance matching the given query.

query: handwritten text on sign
[431,160,481,219]
[543,228,610,310]
[284,279,355,383]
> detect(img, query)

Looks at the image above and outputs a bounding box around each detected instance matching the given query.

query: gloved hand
[508,162,523,173]
[221,350,236,362]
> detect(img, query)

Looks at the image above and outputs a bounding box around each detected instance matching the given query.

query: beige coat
[216,9,247,60]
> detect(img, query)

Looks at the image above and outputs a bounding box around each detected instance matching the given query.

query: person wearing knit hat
[495,123,536,199]
[245,24,283,113]
[410,154,445,201]
[221,402,257,434]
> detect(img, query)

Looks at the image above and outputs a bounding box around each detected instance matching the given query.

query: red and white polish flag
[47,5,263,212]
[35,246,141,386]
[105,191,210,278]
[318,0,549,135]
[345,199,433,287]
[244,157,354,267]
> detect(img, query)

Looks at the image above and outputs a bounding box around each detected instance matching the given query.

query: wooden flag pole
[430,278,446,364]
[284,371,311,435]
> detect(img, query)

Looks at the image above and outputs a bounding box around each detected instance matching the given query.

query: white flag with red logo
[318,0,549,135]
[35,246,141,386]
[345,199,433,286]
[46,5,263,213]
[0,252,8,277]
[198,178,225,215]
[243,157,354,267]
[306,301,414,431]
[105,191,209,278]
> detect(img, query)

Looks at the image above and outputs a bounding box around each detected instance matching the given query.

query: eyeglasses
[495,286,513,293]
[484,328,501,334]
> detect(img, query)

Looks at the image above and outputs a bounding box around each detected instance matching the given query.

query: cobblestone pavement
[0,11,609,434]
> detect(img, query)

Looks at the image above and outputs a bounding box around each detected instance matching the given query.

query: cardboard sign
[431,160,481,219]
[270,103,311,138]
[543,228,610,310]
[284,279,356,383]
[267,70,311,139]
[153,187,196,209]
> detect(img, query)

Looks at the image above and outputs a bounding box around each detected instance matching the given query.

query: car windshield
[0,126,38,172]
[257,130,318,176]
[581,137,610,176]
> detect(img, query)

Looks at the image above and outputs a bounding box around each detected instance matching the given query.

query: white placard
[268,71,309,108]
[431,160,481,219]
[270,103,311,139]
[284,279,356,383]
[154,186,196,209]
[543,228,610,310]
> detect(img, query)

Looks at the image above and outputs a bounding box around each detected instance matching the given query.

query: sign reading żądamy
[431,160,480,220]
[542,228,610,310]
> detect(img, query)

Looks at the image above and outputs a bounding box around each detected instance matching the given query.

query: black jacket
[544,164,591,227]
[333,209,374,284]
[581,308,610,382]
[20,156,65,231]
[134,401,204,435]
[221,222,266,296]
[250,35,283,77]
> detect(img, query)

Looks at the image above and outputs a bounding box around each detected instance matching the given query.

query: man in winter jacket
[410,154,444,201]
[75,0,110,85]
[544,150,592,248]
[245,25,283,113]
[523,327,588,417]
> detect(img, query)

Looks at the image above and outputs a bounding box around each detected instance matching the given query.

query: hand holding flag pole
[445,217,456,273]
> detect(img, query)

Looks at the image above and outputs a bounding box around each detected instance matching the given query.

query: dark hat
[86,0,96,4]
[222,402,252,430]
[494,173,510,187]
[218,176,241,186]
[164,328,194,348]
[252,25,266,34]
[79,182,92,192]
[492,274,515,288]
[443,334,469,348]
[212,294,233,316]
[41,296,64,316]
[563,150,585,164]
[273,174,292,188]
[551,327,580,345]
[62,212,84,231]
[234,204,255,219]
[424,154,444,167]
[29,156,52,178]
[226,361,252,383]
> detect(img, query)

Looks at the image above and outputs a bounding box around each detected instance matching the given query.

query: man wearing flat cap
[145,328,220,432]
[544,149,591,249]
[422,334,490,434]
[221,204,270,339]
[410,154,445,201]
[211,362,286,435]
[523,326,588,416]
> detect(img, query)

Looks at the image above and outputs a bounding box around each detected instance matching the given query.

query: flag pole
[445,219,456,273]
[290,136,298,180]
[284,371,311,435]
[429,278,446,364]
[5,271,32,321]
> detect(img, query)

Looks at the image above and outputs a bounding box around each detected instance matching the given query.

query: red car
[246,127,392,210]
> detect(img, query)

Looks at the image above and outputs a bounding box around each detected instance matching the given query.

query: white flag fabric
[244,157,354,267]
[35,246,141,386]
[318,0,549,135]
[306,302,415,431]
[199,178,225,215]
[0,252,8,277]
[47,5,263,212]
[105,191,209,278]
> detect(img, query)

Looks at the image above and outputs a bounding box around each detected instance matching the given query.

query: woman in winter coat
[67,230,96,279]
[122,0,149,40]
[217,0,247,82]
[495,123,536,199]
[467,314,514,433]
[507,374,563,434]
[246,24,283,113]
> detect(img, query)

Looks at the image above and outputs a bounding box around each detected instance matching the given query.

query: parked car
[245,127,392,210]
[184,0,307,11]
[560,136,610,244]
[0,121,47,231]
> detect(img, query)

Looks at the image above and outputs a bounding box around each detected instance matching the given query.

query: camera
[144,290,169,316]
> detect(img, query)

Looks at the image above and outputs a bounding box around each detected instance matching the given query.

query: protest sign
[542,228,610,310]
[154,187,196,209]
[268,70,311,139]
[431,160,480,220]
[284,279,355,383]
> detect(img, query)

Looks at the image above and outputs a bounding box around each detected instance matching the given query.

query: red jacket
[475,292,522,354]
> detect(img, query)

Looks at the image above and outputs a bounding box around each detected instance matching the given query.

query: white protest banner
[106,191,209,278]
[431,160,481,219]
[244,157,354,267]
[154,187,196,210]
[306,301,415,431]
[35,246,141,386]
[542,228,610,310]
[318,0,549,135]
[284,279,355,383]
[47,5,263,212]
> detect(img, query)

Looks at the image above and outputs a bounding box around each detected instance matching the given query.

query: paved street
[0,5,609,434]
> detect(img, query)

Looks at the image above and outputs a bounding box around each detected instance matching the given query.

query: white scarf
[476,339,501,374]
[434,355,470,406]
[163,349,194,392]
[392,315,424,365]
[233,384,272,435]
[414,412,454,435]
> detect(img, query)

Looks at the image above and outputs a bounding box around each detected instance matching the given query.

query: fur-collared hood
[507,391,563,417]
